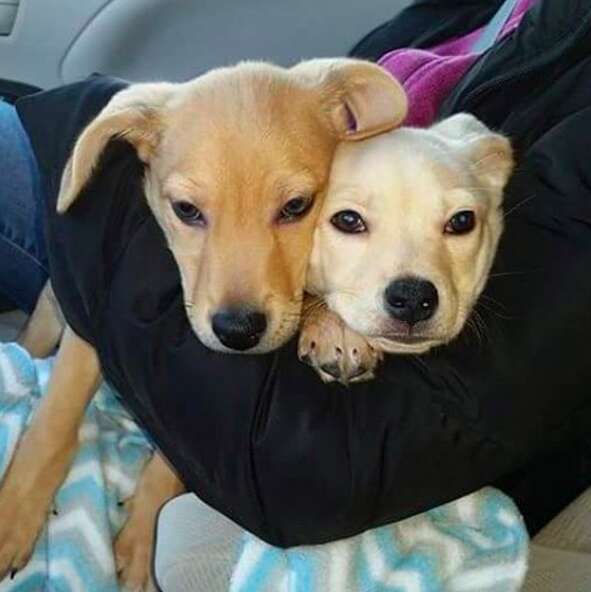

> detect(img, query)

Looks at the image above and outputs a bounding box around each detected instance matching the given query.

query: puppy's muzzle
[211,307,268,351]
[384,277,439,326]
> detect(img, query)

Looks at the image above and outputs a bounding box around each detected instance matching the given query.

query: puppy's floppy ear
[434,113,514,192]
[291,58,408,140]
[57,82,175,213]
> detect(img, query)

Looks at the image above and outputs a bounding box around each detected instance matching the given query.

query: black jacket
[9,0,591,547]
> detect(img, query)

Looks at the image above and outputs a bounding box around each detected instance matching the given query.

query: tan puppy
[299,113,513,383]
[0,59,407,590]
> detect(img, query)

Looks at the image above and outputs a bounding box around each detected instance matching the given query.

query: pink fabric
[379,0,536,127]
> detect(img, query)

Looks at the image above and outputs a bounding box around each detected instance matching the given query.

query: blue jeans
[0,100,48,313]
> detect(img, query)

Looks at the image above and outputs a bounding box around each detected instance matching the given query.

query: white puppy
[299,113,513,384]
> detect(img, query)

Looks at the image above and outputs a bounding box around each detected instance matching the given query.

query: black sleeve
[250,103,591,546]
[196,106,591,546]
[100,125,591,546]
[244,155,591,545]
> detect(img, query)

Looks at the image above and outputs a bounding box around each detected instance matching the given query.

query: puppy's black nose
[384,277,439,325]
[211,308,267,351]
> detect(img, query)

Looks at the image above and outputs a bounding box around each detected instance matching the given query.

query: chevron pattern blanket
[0,343,153,592]
[229,487,529,592]
[0,343,529,591]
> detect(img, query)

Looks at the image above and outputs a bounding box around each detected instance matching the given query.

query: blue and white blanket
[0,343,529,592]
[229,487,529,592]
[0,343,153,592]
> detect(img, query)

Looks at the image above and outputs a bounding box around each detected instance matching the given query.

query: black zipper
[452,6,591,111]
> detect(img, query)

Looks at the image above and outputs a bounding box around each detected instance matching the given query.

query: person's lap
[0,100,47,313]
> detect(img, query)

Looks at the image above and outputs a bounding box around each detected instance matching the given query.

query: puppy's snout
[211,308,267,351]
[384,277,439,325]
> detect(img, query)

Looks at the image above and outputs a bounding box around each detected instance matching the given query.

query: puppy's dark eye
[172,200,206,226]
[330,210,367,234]
[278,196,314,223]
[444,210,476,235]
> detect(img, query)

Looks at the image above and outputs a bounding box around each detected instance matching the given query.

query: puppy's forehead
[331,129,470,203]
[157,68,332,185]
[167,65,324,137]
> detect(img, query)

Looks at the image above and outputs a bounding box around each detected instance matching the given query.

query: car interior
[1,1,591,591]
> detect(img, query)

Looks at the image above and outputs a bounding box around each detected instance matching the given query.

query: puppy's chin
[369,321,444,354]
[370,335,440,355]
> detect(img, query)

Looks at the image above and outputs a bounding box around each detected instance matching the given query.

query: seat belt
[471,0,522,53]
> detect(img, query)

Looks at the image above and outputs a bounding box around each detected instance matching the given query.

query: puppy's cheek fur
[444,243,500,340]
[306,233,330,296]
[174,254,201,302]
[327,293,374,337]
[265,304,302,349]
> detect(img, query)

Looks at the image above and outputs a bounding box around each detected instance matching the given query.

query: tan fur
[115,454,184,590]
[300,113,513,383]
[0,59,407,589]
[17,282,64,357]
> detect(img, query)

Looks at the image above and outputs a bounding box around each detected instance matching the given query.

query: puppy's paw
[0,488,48,581]
[115,496,158,592]
[299,306,381,385]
